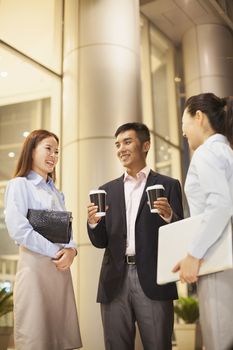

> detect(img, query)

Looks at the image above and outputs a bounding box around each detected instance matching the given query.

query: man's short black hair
[114,122,150,144]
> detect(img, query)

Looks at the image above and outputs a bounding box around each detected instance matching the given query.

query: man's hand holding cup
[88,190,107,225]
[146,184,172,219]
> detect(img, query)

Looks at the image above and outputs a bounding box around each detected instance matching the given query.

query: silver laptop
[157,214,233,285]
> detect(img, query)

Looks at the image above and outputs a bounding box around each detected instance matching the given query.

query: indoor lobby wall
[62,1,142,349]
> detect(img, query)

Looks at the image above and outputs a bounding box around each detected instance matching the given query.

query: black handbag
[27,209,72,244]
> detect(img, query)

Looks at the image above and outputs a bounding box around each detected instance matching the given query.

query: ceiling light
[23,131,30,138]
[8,152,15,158]
[0,71,8,78]
[174,77,181,83]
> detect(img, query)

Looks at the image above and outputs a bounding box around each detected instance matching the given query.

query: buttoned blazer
[87,170,183,303]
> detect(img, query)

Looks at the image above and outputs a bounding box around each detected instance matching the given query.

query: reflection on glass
[0,0,63,73]
[0,45,61,259]
[156,138,171,163]
[140,16,182,180]
[0,184,18,255]
[155,137,172,176]
[0,280,12,293]
[0,99,51,181]
[149,25,179,147]
[154,136,181,179]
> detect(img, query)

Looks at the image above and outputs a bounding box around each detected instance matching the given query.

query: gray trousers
[198,268,233,350]
[101,265,174,350]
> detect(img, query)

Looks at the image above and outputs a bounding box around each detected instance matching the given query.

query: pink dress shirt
[124,166,150,255]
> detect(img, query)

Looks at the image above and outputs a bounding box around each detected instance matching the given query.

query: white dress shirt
[4,170,77,258]
[185,134,233,259]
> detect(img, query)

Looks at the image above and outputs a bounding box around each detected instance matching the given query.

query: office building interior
[0,0,232,349]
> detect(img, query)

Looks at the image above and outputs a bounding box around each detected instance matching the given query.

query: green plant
[174,296,199,324]
[0,288,13,318]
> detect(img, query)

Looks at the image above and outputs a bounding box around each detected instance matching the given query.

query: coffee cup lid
[89,189,107,195]
[146,184,165,191]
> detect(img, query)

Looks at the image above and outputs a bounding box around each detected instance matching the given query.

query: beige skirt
[14,247,82,350]
[198,268,233,350]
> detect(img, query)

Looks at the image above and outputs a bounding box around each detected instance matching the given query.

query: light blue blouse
[4,170,77,258]
[185,133,233,259]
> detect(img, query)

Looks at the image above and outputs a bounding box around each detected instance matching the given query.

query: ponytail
[185,93,233,147]
[224,96,233,147]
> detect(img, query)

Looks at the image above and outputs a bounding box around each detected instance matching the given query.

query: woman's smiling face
[32,136,59,179]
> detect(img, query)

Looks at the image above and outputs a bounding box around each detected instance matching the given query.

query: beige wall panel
[61,143,79,241]
[61,142,79,293]
[63,51,79,145]
[79,0,140,52]
[146,133,156,171]
[184,79,201,98]
[79,46,141,138]
[63,0,79,55]
[182,27,200,85]
[79,245,105,350]
[62,2,141,349]
[183,24,233,98]
[197,25,233,78]
[77,139,123,245]
[185,71,233,98]
[0,0,62,72]
[200,76,233,97]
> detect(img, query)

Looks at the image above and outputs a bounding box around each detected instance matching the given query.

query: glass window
[0,184,18,255]
[0,45,61,257]
[150,26,180,147]
[0,14,62,311]
[154,136,181,178]
[0,0,63,73]
[0,99,51,182]
[140,15,182,181]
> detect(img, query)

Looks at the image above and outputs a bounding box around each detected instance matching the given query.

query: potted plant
[174,296,199,350]
[0,287,14,350]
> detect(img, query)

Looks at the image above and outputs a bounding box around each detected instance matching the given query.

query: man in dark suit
[87,122,183,350]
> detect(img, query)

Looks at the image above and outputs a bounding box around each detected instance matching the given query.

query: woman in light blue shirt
[173,93,233,350]
[5,129,82,350]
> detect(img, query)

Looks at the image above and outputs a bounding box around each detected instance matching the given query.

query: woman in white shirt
[5,129,82,350]
[173,93,233,350]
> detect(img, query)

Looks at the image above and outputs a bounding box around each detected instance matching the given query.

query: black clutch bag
[27,209,72,244]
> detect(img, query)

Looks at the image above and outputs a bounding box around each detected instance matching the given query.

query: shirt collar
[27,170,54,187]
[124,166,150,182]
[203,133,228,147]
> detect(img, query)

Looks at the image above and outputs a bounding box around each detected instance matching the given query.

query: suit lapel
[136,170,158,218]
[115,176,127,231]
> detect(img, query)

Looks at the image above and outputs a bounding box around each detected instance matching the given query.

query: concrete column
[62,1,141,349]
[182,24,233,98]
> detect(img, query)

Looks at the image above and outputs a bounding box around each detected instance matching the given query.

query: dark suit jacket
[87,170,183,303]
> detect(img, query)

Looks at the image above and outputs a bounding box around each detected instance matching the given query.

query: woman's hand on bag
[53,248,77,270]
[172,254,202,283]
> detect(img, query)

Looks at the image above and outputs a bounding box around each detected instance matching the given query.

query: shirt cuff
[70,247,77,256]
[88,222,98,229]
[159,211,173,223]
